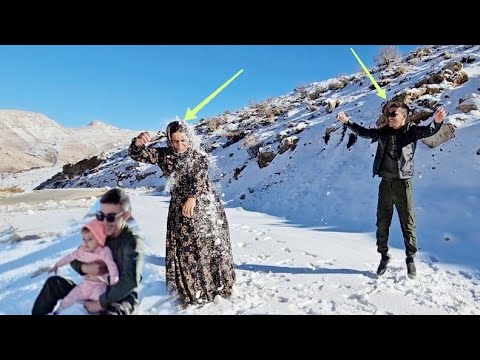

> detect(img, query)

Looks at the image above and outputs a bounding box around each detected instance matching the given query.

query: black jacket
[71,225,143,308]
[346,120,442,179]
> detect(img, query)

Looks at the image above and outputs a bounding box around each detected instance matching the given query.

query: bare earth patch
[0,185,24,198]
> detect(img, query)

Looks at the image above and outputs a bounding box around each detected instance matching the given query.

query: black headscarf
[166,120,188,148]
[166,120,191,156]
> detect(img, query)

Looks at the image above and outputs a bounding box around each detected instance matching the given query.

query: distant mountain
[0,110,140,173]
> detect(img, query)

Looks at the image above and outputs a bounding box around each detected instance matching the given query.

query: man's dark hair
[100,188,131,211]
[388,102,410,116]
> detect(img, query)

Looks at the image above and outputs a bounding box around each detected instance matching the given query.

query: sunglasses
[388,111,398,117]
[96,211,124,223]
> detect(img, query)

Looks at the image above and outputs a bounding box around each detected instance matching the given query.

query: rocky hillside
[0,111,140,173]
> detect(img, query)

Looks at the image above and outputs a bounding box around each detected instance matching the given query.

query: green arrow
[350,48,386,99]
[184,69,244,121]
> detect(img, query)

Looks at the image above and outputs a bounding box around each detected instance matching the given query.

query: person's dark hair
[166,120,192,151]
[167,121,188,135]
[388,102,410,116]
[100,188,131,212]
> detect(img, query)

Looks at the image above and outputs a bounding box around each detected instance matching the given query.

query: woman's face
[170,131,190,153]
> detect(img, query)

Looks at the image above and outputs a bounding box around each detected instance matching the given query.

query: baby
[49,219,119,314]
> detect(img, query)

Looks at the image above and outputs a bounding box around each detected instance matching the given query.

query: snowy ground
[0,166,62,192]
[1,45,479,315]
[1,188,479,315]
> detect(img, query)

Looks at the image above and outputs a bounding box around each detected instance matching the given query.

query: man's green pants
[376,178,417,258]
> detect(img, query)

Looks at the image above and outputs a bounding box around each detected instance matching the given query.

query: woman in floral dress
[129,120,235,308]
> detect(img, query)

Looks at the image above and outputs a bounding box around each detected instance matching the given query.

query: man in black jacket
[337,103,446,278]
[32,188,143,315]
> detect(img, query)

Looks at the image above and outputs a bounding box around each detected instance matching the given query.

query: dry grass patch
[0,185,24,198]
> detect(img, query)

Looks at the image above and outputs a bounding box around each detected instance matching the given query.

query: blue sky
[0,45,418,131]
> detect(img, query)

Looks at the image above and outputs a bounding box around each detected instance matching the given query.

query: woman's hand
[134,132,152,147]
[182,197,197,218]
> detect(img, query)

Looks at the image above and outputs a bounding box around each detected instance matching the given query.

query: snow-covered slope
[35,45,480,268]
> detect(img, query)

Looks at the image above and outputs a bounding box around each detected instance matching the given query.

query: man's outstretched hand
[337,112,350,124]
[434,106,447,124]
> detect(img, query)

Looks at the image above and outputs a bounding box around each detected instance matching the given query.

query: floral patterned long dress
[129,141,236,308]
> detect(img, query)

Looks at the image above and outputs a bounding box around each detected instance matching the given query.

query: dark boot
[406,257,416,279]
[376,253,391,276]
